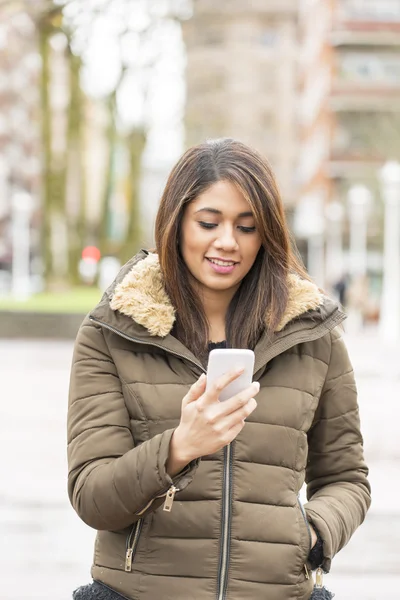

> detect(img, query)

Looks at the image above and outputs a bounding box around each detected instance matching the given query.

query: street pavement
[0,327,399,600]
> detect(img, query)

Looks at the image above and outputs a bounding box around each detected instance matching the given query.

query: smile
[206,258,238,266]
[205,257,239,274]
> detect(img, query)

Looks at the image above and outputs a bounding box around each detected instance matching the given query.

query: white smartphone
[206,348,255,402]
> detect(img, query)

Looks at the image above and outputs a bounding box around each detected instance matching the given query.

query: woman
[68,138,371,600]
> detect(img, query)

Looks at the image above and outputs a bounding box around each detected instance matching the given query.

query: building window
[260,30,278,47]
[339,52,400,85]
[333,112,400,158]
[340,0,400,21]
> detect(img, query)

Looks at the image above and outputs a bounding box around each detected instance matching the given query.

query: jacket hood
[107,251,328,338]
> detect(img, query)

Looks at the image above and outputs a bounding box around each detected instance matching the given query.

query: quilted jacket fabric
[68,250,371,600]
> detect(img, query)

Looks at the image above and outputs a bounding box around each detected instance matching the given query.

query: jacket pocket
[297,496,312,559]
[124,519,144,572]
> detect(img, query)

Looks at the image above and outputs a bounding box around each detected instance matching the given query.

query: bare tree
[64,0,190,262]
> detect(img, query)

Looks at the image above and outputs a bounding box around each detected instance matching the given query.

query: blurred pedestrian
[332,273,349,308]
[68,139,370,600]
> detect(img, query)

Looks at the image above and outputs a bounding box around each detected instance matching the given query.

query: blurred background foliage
[0,0,188,301]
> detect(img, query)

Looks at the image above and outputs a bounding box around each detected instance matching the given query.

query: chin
[204,278,239,292]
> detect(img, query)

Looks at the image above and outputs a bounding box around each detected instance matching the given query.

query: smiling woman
[69,138,370,600]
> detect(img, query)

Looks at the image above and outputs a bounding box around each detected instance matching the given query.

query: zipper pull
[125,548,133,572]
[304,564,310,580]
[315,567,324,588]
[163,485,178,512]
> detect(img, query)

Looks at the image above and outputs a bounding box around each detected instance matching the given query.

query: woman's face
[180,180,262,296]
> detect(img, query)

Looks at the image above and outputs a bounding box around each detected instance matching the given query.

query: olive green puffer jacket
[68,250,371,600]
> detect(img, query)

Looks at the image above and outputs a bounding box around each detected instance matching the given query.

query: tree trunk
[98,93,118,258]
[38,21,68,288]
[119,128,146,264]
[38,23,52,286]
[66,47,86,285]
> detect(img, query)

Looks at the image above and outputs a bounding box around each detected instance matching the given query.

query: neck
[198,285,239,342]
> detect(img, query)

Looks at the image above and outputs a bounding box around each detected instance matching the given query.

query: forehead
[189,180,253,216]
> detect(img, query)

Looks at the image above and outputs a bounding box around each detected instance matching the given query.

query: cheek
[241,237,262,263]
[181,224,205,260]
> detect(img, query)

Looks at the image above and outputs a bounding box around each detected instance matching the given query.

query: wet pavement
[1,327,399,599]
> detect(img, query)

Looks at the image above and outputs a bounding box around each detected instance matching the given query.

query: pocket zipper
[125,519,144,572]
[135,484,180,516]
[125,484,179,572]
[297,496,312,579]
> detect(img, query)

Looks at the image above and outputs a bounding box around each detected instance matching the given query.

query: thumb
[182,373,207,406]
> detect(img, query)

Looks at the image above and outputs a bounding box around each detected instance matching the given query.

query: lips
[205,257,238,275]
[206,257,238,266]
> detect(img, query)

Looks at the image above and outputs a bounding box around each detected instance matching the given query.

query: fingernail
[253,381,260,391]
[199,374,206,382]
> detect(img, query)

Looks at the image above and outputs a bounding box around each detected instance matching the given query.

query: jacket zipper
[216,443,234,600]
[125,518,144,571]
[297,496,312,580]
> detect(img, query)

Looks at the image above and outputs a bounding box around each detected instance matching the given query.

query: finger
[217,397,258,431]
[182,374,207,407]
[221,420,245,445]
[219,381,260,416]
[202,368,245,405]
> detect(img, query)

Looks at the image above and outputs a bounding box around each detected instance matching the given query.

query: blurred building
[182,0,299,204]
[297,0,400,283]
[0,6,41,276]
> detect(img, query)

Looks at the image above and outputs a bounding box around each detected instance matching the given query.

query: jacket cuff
[156,428,200,491]
[134,428,200,517]
[304,503,333,572]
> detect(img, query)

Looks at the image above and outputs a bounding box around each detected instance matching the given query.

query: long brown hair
[155,138,310,359]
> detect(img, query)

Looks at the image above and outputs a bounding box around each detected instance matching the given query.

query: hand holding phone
[168,349,259,472]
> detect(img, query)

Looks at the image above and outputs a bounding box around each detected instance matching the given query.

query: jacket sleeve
[304,327,371,572]
[67,318,197,531]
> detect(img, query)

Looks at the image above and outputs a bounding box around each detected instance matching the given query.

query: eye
[199,222,218,229]
[238,226,256,233]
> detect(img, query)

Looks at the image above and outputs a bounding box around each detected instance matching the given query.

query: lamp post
[347,185,372,279]
[379,161,400,343]
[11,190,33,300]
[347,185,372,330]
[293,193,325,286]
[325,201,345,288]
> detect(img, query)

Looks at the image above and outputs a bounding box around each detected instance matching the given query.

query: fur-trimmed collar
[110,253,324,337]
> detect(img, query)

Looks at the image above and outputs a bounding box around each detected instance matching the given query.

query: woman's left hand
[309,523,318,549]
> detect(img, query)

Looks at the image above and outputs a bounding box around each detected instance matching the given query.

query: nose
[214,225,239,252]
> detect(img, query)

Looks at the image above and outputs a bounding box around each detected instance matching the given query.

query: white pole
[325,201,345,287]
[307,233,325,287]
[379,161,400,343]
[11,191,33,301]
[347,185,371,331]
[347,185,371,279]
[293,193,326,286]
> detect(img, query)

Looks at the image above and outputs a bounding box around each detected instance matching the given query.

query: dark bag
[73,581,131,600]
[74,573,334,600]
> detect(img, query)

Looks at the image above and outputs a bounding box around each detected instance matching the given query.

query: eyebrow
[194,207,254,218]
